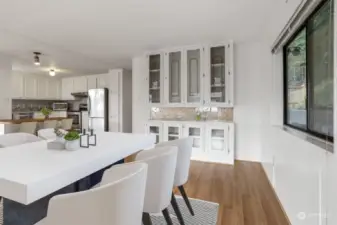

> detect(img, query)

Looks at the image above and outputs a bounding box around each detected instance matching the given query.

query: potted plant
[64,131,80,151]
[41,107,52,119]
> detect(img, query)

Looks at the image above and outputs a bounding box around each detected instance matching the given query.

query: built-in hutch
[133,41,235,164]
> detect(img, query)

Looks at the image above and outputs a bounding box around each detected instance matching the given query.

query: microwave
[52,102,68,111]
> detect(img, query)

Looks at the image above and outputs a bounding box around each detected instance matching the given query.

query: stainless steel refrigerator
[88,88,109,132]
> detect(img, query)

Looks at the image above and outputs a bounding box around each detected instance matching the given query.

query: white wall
[233,41,272,161]
[258,1,333,225]
[0,55,12,119]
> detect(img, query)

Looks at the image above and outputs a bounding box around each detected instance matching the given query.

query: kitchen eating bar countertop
[0,117,68,125]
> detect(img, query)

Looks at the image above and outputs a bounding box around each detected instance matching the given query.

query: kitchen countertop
[0,117,68,125]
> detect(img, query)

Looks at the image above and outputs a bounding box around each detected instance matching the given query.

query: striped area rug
[151,196,219,224]
[0,196,218,225]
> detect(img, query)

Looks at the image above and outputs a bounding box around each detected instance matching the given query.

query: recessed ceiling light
[33,52,41,66]
[49,69,56,76]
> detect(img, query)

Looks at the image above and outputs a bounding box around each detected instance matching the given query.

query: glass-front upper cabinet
[185,47,204,104]
[205,42,234,106]
[164,51,183,104]
[148,54,163,104]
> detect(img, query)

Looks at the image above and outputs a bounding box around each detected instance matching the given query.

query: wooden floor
[174,160,290,225]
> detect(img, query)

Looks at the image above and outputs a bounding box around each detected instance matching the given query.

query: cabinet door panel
[109,115,120,132]
[148,54,163,104]
[97,75,109,89]
[61,78,74,100]
[109,93,119,117]
[186,48,203,104]
[24,77,37,98]
[146,122,163,144]
[11,74,24,99]
[87,76,97,90]
[107,72,119,93]
[73,77,87,92]
[48,79,60,99]
[205,42,234,106]
[206,124,233,164]
[165,51,183,104]
[164,123,182,141]
[183,124,205,161]
[210,46,226,103]
[37,77,48,99]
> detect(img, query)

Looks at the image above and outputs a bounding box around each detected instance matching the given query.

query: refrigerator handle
[88,95,91,116]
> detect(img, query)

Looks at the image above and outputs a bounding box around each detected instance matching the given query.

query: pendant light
[33,52,41,66]
[49,69,56,76]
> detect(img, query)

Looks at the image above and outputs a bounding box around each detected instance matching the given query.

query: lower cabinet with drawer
[145,121,234,165]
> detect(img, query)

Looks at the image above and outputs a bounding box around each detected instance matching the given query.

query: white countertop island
[0,132,155,205]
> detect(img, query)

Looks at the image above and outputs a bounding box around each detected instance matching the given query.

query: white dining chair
[0,133,42,147]
[43,120,58,129]
[157,137,194,221]
[37,128,56,140]
[34,162,148,225]
[19,121,38,134]
[61,118,73,130]
[135,146,178,225]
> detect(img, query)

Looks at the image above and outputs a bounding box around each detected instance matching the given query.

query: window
[284,0,333,142]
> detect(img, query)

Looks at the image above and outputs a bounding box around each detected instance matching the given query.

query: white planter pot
[56,136,66,144]
[65,140,80,151]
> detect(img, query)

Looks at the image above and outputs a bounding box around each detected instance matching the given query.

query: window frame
[283,0,333,143]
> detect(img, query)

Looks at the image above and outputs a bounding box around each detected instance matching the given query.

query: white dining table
[0,132,155,205]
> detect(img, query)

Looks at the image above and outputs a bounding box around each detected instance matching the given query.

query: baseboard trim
[259,162,292,225]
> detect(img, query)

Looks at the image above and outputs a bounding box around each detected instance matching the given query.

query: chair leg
[178,185,195,216]
[142,212,152,225]
[162,208,173,225]
[171,193,185,225]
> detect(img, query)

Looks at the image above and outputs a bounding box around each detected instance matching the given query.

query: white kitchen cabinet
[61,78,74,100]
[146,121,163,144]
[47,79,61,99]
[147,53,164,105]
[12,74,61,100]
[145,120,234,164]
[37,77,48,99]
[184,47,204,105]
[183,123,206,161]
[205,42,234,106]
[87,76,97,90]
[24,76,38,99]
[163,122,183,141]
[164,50,184,105]
[205,123,234,164]
[11,74,24,99]
[97,75,110,89]
[73,76,87,92]
[139,41,234,108]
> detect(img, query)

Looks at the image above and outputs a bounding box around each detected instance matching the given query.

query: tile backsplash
[150,107,233,122]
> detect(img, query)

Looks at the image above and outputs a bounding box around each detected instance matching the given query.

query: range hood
[71,92,88,98]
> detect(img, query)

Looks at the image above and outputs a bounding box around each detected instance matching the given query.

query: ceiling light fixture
[49,69,56,76]
[33,52,41,66]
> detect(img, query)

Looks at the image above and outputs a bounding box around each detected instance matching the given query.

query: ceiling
[0,0,278,77]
